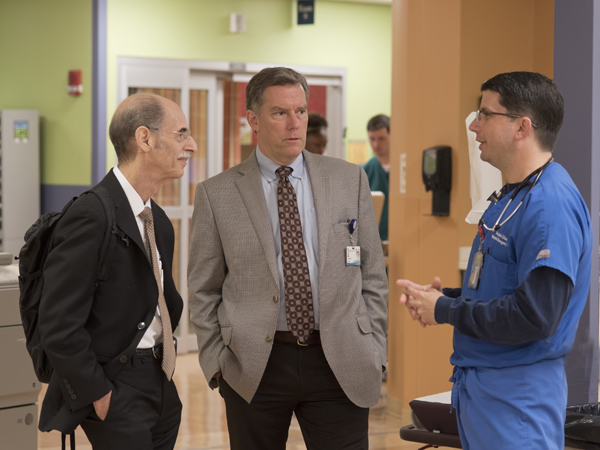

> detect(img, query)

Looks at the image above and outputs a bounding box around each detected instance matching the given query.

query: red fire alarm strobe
[68,70,83,96]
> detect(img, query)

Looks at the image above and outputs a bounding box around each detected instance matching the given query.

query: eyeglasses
[145,126,191,141]
[475,110,538,129]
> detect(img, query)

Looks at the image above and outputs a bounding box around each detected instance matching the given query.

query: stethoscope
[479,158,553,233]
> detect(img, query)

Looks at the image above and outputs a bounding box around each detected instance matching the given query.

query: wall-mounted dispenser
[422,145,452,216]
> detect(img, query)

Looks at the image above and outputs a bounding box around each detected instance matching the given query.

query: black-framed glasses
[475,110,538,129]
[144,126,191,141]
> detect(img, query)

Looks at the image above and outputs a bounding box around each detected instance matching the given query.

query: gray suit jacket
[188,150,388,408]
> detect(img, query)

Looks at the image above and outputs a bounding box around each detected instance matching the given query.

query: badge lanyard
[346,219,360,266]
[468,158,553,289]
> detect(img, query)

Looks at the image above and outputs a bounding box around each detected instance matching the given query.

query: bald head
[109,93,167,165]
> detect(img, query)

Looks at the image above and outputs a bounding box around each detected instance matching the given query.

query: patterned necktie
[276,166,315,343]
[139,206,176,380]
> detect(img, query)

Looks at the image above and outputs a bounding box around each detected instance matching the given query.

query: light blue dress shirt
[255,147,320,330]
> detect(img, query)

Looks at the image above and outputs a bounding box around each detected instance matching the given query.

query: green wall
[0,0,391,185]
[0,0,92,185]
[106,0,391,166]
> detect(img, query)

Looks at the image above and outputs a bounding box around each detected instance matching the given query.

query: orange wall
[387,0,554,414]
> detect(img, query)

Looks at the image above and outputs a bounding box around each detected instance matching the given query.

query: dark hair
[307,113,328,136]
[481,72,564,151]
[109,93,165,164]
[367,114,390,133]
[246,67,309,115]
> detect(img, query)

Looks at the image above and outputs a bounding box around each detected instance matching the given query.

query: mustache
[178,151,192,160]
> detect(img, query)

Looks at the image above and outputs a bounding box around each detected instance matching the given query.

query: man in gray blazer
[188,67,388,450]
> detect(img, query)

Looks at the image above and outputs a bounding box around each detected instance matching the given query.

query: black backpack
[18,185,116,383]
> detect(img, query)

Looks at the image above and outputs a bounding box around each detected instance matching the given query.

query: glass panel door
[180,71,218,352]
[125,78,215,353]
[188,89,207,205]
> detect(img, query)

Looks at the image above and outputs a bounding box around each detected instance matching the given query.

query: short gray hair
[246,67,309,115]
[109,93,165,164]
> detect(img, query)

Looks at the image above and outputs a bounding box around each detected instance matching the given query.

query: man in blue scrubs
[397,72,592,449]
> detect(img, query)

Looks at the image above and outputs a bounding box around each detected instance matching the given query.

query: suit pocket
[332,222,349,235]
[98,389,115,422]
[221,325,232,346]
[356,314,373,334]
[480,253,518,297]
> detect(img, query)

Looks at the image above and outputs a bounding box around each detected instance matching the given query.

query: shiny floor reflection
[39,352,422,449]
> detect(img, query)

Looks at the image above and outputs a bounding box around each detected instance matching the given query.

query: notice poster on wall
[347,141,368,165]
[13,120,29,143]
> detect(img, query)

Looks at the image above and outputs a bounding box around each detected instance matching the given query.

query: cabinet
[0,263,41,449]
[0,110,40,256]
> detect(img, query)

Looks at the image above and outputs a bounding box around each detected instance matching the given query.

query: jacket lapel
[235,151,280,288]
[100,170,148,260]
[304,151,330,281]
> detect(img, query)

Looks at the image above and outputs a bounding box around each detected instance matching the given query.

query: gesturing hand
[396,277,443,327]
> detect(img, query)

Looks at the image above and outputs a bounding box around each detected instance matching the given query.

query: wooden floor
[38,352,423,450]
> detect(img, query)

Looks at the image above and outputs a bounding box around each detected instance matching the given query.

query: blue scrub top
[452,162,592,369]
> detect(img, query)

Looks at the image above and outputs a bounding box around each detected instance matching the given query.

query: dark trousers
[219,339,369,450]
[81,354,182,450]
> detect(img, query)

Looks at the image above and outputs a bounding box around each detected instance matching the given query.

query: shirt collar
[113,166,152,217]
[255,146,305,183]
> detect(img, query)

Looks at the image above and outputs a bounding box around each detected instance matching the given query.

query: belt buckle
[152,345,159,359]
[297,338,309,347]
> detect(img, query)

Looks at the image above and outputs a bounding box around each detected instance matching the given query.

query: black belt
[274,331,321,346]
[135,342,163,359]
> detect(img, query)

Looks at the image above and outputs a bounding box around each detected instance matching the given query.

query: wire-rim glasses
[475,109,538,129]
[144,126,191,141]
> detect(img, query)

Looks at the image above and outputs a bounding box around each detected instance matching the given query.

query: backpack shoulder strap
[42,196,78,247]
[85,185,116,282]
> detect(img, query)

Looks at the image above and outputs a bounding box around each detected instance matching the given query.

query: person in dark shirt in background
[305,112,328,155]
[362,114,390,241]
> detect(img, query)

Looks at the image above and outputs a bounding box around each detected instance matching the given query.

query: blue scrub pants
[451,358,567,450]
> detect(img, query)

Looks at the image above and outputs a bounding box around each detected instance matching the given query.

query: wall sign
[298,0,315,25]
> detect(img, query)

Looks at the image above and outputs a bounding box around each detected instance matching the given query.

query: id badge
[467,251,483,289]
[346,246,361,266]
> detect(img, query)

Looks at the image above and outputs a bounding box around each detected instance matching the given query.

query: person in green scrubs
[363,114,390,241]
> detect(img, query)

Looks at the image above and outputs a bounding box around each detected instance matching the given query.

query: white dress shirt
[113,166,165,348]
[255,148,320,330]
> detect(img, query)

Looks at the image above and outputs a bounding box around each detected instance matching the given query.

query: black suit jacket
[38,169,183,433]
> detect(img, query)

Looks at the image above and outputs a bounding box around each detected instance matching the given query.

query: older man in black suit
[38,93,197,449]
